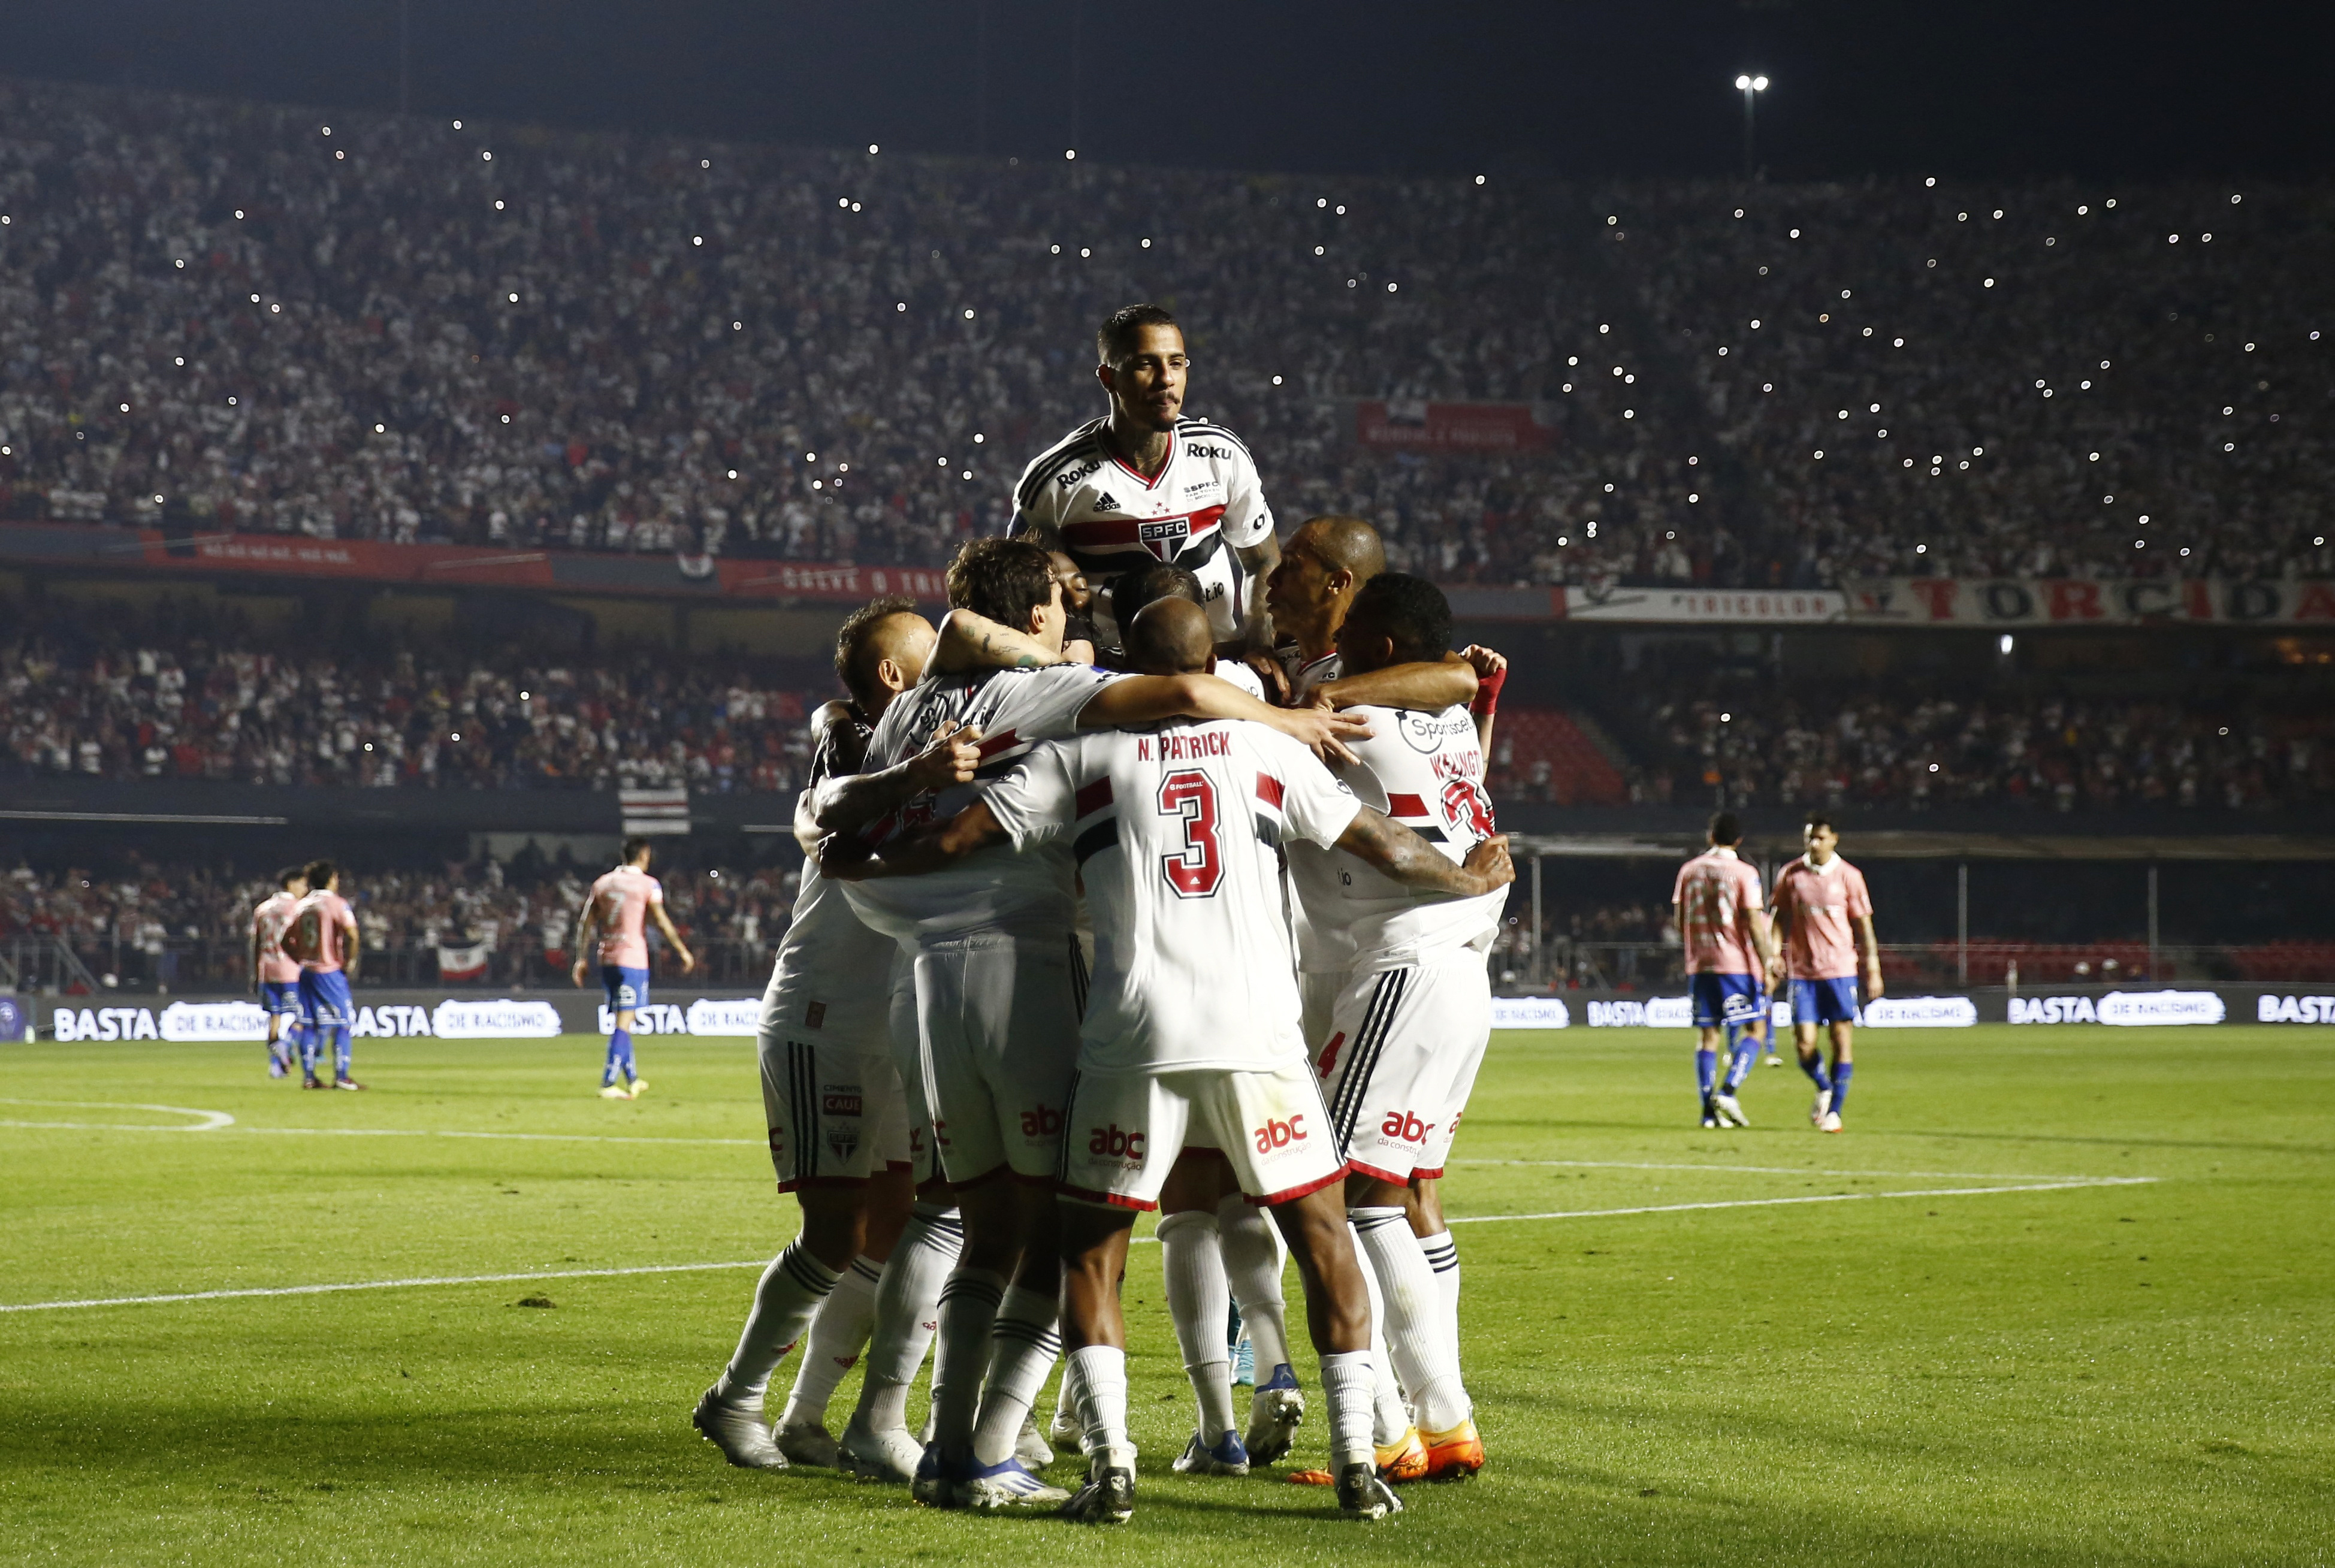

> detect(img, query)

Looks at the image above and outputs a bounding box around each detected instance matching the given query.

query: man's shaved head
[1306,515,1386,582]
[836,596,934,708]
[1125,596,1215,676]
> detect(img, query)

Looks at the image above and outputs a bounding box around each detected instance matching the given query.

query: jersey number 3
[1157,770,1224,898]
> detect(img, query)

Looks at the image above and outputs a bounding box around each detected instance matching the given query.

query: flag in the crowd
[436,941,491,981]
[619,785,690,836]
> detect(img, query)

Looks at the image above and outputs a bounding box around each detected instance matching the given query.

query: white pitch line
[234,1126,765,1147]
[1444,1176,2156,1228]
[0,1177,2157,1316]
[0,1259,769,1315]
[0,1098,235,1132]
[1453,1158,2074,1182]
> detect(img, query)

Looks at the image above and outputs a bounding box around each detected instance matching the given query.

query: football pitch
[2,1026,2328,1566]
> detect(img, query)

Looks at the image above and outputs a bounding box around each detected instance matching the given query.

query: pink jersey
[1672,848,1766,975]
[1771,855,1874,980]
[252,892,303,983]
[288,889,354,974]
[588,865,663,968]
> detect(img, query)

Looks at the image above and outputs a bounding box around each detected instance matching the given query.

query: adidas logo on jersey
[1088,1123,1147,1161]
[1380,1110,1437,1145]
[1252,1113,1309,1153]
[1090,493,1122,512]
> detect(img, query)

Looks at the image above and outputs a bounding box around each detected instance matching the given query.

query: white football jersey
[771,706,897,991]
[981,718,1361,1074]
[1288,702,1504,969]
[841,663,1120,946]
[1278,648,1350,970]
[1011,415,1274,644]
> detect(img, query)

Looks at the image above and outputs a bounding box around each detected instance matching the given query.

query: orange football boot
[1420,1418,1485,1480]
[1286,1428,1428,1487]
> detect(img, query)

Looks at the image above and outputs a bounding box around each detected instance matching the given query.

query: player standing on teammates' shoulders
[250,865,309,1079]
[1767,814,1883,1134]
[825,597,1514,1523]
[571,838,695,1101]
[283,860,363,1091]
[1674,812,1783,1129]
[811,539,1368,1514]
[1010,304,1279,651]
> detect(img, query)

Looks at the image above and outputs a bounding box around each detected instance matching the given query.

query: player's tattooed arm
[1335,810,1515,897]
[818,800,1009,881]
[570,899,598,987]
[1309,651,1479,714]
[1232,534,1282,652]
[1077,672,1371,765]
[811,720,984,836]
[931,608,1064,673]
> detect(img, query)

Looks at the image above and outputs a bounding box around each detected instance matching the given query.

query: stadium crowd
[1619,677,2335,811]
[4,79,2328,593]
[0,851,796,989]
[0,597,823,791]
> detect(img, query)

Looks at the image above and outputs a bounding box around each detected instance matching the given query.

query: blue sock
[618,1028,637,1081]
[1724,1028,1758,1090]
[1695,1047,1717,1101]
[1799,1052,1832,1095]
[1830,1061,1853,1116]
[298,1024,319,1077]
[605,1027,633,1085]
[333,1027,352,1081]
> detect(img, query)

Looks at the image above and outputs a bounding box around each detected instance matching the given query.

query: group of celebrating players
[248,859,364,1091]
[687,304,1518,1524]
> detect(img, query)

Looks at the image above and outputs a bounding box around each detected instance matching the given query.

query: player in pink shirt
[1767,815,1882,1132]
[283,859,363,1090]
[249,865,309,1078]
[1671,813,1779,1129]
[572,837,696,1099]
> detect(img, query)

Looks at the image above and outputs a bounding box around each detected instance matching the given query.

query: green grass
[1,1026,2330,1566]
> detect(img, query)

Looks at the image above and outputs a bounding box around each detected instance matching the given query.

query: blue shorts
[1791,977,1860,1027]
[1690,972,1764,1028]
[260,980,302,1017]
[602,965,651,1012]
[298,969,354,1029]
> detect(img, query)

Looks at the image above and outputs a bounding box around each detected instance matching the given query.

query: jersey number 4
[1157,770,1224,898]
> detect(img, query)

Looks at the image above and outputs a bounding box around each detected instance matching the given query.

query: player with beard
[811,538,1366,1513]
[824,597,1514,1522]
[1010,304,1279,652]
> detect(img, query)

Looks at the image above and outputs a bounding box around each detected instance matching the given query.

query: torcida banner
[1844,576,2335,627]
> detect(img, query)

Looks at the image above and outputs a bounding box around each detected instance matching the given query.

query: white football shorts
[1058,1059,1346,1211]
[1316,949,1493,1184]
[914,932,1085,1186]
[760,947,914,1191]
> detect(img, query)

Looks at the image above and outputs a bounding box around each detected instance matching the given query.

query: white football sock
[1352,1233,1413,1443]
[1417,1228,1461,1368]
[969,1285,1062,1466]
[850,1203,960,1434]
[780,1253,881,1428]
[1070,1344,1132,1466]
[1157,1209,1238,1442]
[1053,1354,1085,1437]
[1319,1349,1379,1471]
[714,1240,841,1406]
[1351,1206,1470,1433]
[929,1265,1007,1455]
[1216,1193,1294,1379]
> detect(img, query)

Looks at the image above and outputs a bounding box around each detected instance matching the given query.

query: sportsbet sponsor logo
[2258,993,2335,1023]
[436,999,563,1038]
[2008,990,2227,1026]
[1489,996,1571,1030]
[1862,995,1980,1028]
[685,996,759,1037]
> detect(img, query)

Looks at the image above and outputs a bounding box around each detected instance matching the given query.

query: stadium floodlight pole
[1734,74,1769,180]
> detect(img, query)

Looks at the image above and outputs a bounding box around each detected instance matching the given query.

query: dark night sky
[4,1,2331,182]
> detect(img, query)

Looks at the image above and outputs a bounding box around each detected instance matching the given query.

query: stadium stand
[2,79,2330,590]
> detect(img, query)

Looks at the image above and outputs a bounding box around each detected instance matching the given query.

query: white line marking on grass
[0,1098,234,1132]
[1445,1176,2157,1229]
[0,1259,769,1315]
[234,1127,764,1147]
[1454,1158,2072,1182]
[0,1178,2157,1315]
